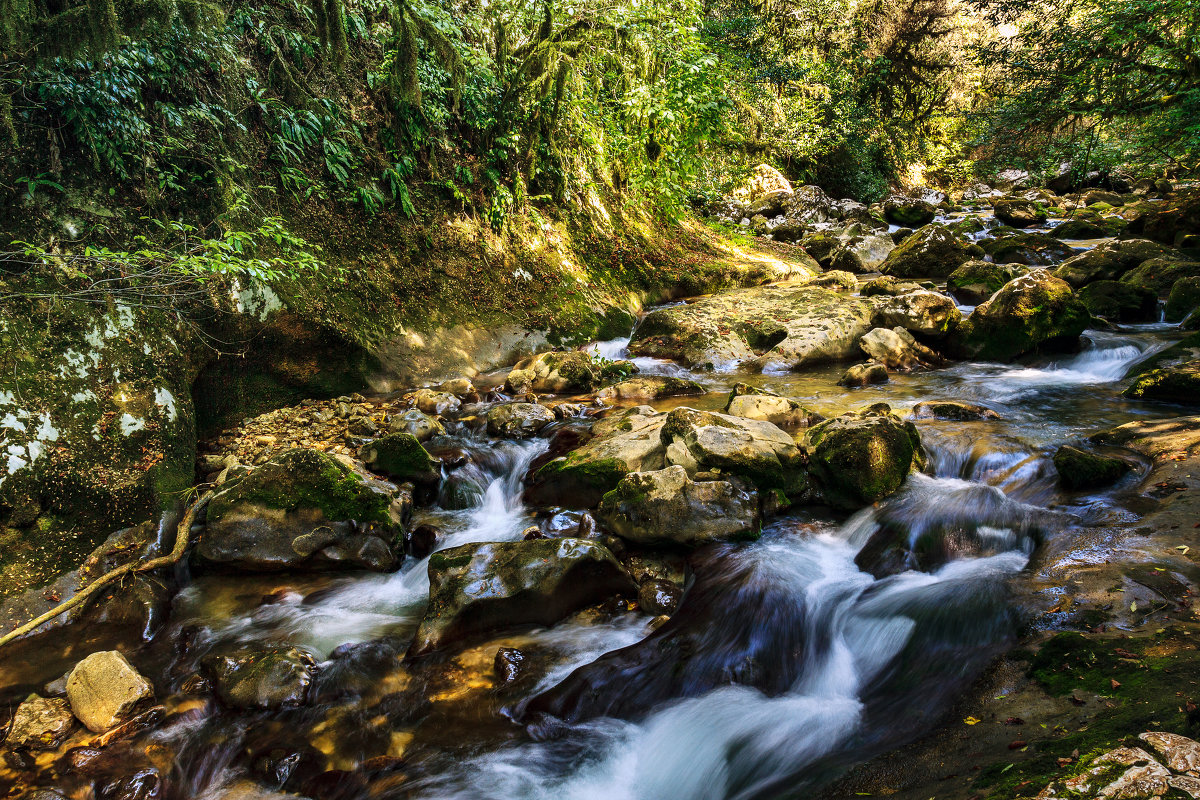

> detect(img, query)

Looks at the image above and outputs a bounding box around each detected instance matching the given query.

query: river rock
[724,386,819,427]
[1140,732,1200,773]
[828,234,895,273]
[5,694,75,750]
[881,224,976,279]
[910,401,1000,421]
[1077,280,1158,322]
[360,433,440,484]
[871,290,961,337]
[660,408,809,495]
[883,196,936,227]
[438,378,477,398]
[203,646,316,710]
[804,269,858,292]
[638,579,682,616]
[859,327,942,370]
[597,466,760,546]
[1166,276,1200,323]
[505,351,601,394]
[839,363,889,387]
[65,651,154,733]
[411,389,461,416]
[628,282,875,371]
[595,376,707,401]
[1121,257,1200,296]
[980,232,1075,265]
[1128,188,1200,245]
[1053,445,1131,490]
[1054,239,1189,287]
[387,408,444,441]
[951,270,1089,362]
[1124,360,1200,403]
[860,276,925,297]
[802,407,924,510]
[946,260,1022,305]
[486,403,555,438]
[197,449,404,572]
[527,406,667,507]
[408,538,635,657]
[993,198,1047,227]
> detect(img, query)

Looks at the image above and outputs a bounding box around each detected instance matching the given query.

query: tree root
[0,490,212,650]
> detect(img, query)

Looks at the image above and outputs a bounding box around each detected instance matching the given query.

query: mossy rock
[882,196,936,227]
[1129,188,1200,246]
[1120,257,1200,297]
[881,224,976,279]
[1052,445,1131,490]
[1077,280,1158,323]
[1054,238,1190,288]
[979,232,1075,266]
[802,408,924,510]
[359,433,440,485]
[1123,360,1200,404]
[946,260,1021,304]
[952,270,1090,362]
[1165,276,1200,322]
[993,198,1048,227]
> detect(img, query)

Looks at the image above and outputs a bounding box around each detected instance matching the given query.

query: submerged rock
[197,449,404,572]
[951,270,1089,362]
[408,538,635,657]
[1053,445,1131,490]
[910,401,1000,421]
[203,646,316,710]
[802,407,925,510]
[882,224,976,279]
[65,650,154,733]
[486,403,555,438]
[628,282,875,371]
[597,466,760,546]
[638,579,682,616]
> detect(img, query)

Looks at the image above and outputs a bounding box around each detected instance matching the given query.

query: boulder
[526,406,667,507]
[724,385,819,427]
[951,270,1090,362]
[946,260,1021,305]
[411,389,461,416]
[731,164,794,207]
[360,433,440,483]
[828,234,895,273]
[1077,280,1159,322]
[628,282,875,372]
[1083,189,1124,207]
[387,409,444,442]
[1123,360,1200,403]
[803,270,858,291]
[802,408,924,510]
[1052,217,1125,240]
[799,231,840,265]
[1165,276,1200,322]
[408,538,635,656]
[1127,189,1200,245]
[1054,239,1189,287]
[859,327,942,371]
[993,198,1048,227]
[882,224,976,279]
[5,694,75,750]
[203,646,316,710]
[596,466,760,546]
[659,407,809,495]
[65,651,154,733]
[1121,257,1200,296]
[910,401,1000,421]
[505,351,601,394]
[883,196,936,227]
[197,449,404,572]
[595,376,707,401]
[860,275,925,297]
[486,403,555,438]
[839,363,889,387]
[871,290,962,337]
[980,232,1075,265]
[1053,445,1131,490]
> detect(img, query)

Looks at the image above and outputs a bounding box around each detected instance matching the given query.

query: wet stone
[203,646,316,710]
[66,651,155,733]
[638,579,682,616]
[494,647,526,684]
[5,694,75,750]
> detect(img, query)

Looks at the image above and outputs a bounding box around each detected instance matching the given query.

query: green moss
[360,433,439,482]
[1123,360,1200,403]
[539,455,627,495]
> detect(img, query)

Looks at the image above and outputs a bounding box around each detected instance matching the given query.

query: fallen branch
[0,490,212,650]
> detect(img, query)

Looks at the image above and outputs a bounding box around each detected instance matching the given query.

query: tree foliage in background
[969,0,1200,179]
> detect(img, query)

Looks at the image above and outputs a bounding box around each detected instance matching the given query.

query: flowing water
[4,300,1192,798]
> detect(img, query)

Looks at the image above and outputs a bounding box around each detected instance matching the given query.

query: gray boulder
[597,466,760,546]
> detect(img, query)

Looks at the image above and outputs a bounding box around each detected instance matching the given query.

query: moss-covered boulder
[504,351,603,394]
[828,234,895,273]
[359,433,440,484]
[526,405,667,507]
[197,448,404,572]
[979,232,1075,266]
[628,282,875,371]
[485,403,555,438]
[659,407,809,495]
[202,646,316,710]
[1127,188,1200,245]
[1052,216,1126,239]
[910,401,1000,421]
[881,224,977,279]
[883,196,937,227]
[595,376,707,402]
[408,538,635,657]
[597,466,761,546]
[0,292,204,599]
[951,270,1090,362]
[802,407,925,510]
[1165,276,1200,323]
[1054,239,1190,288]
[946,260,1022,304]
[1123,360,1200,404]
[993,198,1048,227]
[1077,280,1159,322]
[800,230,841,266]
[1120,257,1200,297]
[386,408,444,441]
[1053,445,1131,490]
[870,289,962,337]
